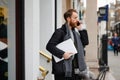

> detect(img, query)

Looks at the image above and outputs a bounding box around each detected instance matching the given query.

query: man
[46,9,89,80]
[112,32,120,56]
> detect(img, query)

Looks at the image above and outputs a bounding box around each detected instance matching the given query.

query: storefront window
[0,5,8,80]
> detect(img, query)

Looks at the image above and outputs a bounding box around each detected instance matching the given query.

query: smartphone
[77,21,80,26]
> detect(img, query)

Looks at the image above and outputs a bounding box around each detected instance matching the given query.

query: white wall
[25,0,40,80]
[40,0,54,80]
[8,0,16,80]
[33,0,40,79]
[40,0,54,51]
[57,0,62,28]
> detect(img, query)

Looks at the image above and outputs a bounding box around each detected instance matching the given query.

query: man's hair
[64,9,78,21]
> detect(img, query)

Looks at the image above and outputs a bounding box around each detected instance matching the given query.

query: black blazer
[46,24,89,74]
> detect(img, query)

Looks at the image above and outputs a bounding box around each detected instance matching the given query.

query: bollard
[99,34,108,66]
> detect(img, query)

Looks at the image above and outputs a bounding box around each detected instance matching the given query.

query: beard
[69,21,76,28]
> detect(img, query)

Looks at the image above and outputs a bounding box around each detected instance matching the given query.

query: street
[108,50,120,80]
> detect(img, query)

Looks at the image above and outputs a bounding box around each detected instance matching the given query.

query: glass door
[0,0,25,80]
[0,2,8,80]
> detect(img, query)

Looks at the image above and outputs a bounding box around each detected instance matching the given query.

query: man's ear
[66,17,70,22]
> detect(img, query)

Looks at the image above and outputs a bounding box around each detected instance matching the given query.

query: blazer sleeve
[79,30,89,47]
[46,29,65,59]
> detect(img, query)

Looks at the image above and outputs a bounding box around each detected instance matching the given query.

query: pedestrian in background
[112,32,120,56]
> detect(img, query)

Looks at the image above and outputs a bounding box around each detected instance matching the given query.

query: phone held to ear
[76,21,81,26]
[77,21,81,26]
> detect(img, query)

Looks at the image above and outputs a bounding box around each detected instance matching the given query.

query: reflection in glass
[0,6,8,80]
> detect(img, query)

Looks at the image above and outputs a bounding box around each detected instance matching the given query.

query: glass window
[0,6,8,80]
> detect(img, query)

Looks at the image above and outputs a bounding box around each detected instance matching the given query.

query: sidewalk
[87,64,116,80]
[105,72,116,80]
[108,50,120,80]
[86,50,117,80]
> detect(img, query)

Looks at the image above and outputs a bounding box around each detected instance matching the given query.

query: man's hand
[76,21,86,30]
[76,24,82,30]
[63,52,73,59]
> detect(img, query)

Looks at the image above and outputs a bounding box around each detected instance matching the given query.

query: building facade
[114,0,120,35]
[3,0,98,80]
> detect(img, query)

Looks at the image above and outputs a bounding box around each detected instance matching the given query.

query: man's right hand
[63,52,73,59]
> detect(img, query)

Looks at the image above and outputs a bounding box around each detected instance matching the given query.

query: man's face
[69,12,78,28]
[114,33,117,37]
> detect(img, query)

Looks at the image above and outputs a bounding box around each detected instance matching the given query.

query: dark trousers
[113,45,118,56]
[0,60,8,80]
[54,74,82,80]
